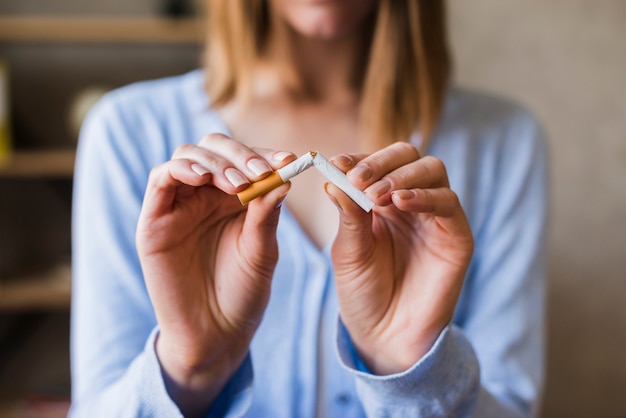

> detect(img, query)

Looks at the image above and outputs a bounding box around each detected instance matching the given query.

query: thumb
[324,183,375,269]
[239,182,291,275]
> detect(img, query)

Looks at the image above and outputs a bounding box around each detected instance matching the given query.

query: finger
[324,181,374,259]
[391,188,459,217]
[365,156,450,204]
[239,182,292,273]
[198,134,278,180]
[174,134,274,188]
[142,158,214,217]
[329,153,370,173]
[172,144,252,193]
[174,136,298,192]
[391,188,472,237]
[346,142,420,189]
[252,148,298,170]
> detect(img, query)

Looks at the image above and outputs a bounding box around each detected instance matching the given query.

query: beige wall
[448,1,626,417]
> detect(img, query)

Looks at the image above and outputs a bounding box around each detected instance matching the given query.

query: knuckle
[198,132,230,146]
[448,189,461,207]
[437,188,461,216]
[422,156,448,181]
[392,141,420,159]
[389,170,410,189]
[147,166,159,183]
[365,152,385,169]
[340,217,363,233]
[172,143,195,157]
[147,162,168,186]
[421,189,436,208]
[421,155,444,170]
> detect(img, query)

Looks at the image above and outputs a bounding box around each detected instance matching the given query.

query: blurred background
[449,2,626,417]
[0,1,624,417]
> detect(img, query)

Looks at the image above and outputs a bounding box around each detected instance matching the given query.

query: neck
[257,14,374,104]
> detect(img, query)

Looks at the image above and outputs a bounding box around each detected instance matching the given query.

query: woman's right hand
[136,134,294,416]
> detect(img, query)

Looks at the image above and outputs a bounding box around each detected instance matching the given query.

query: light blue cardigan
[70,70,548,417]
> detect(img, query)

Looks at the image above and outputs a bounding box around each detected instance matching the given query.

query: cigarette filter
[312,153,375,212]
[237,152,315,205]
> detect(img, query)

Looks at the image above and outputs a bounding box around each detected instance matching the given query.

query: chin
[274,0,378,40]
[296,15,355,39]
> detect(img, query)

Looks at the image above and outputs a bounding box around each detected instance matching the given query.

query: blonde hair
[204,0,450,151]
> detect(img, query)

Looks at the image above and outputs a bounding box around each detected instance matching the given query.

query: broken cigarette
[237,151,375,213]
[237,152,315,205]
[312,153,375,212]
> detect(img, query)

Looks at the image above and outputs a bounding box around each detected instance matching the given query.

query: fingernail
[224,167,249,188]
[191,163,210,176]
[393,190,415,200]
[273,151,294,162]
[349,164,372,182]
[367,179,391,199]
[331,154,353,168]
[247,158,272,177]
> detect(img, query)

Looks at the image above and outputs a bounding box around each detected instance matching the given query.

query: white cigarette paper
[237,152,314,204]
[276,152,314,181]
[312,153,375,212]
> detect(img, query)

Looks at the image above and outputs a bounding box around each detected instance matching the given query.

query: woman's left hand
[326,142,474,375]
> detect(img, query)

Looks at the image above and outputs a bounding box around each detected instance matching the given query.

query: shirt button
[335,393,352,405]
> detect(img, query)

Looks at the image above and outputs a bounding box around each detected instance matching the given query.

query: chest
[223,102,363,248]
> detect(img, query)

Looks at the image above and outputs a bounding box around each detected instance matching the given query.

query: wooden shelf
[0,16,204,44]
[0,396,70,418]
[0,150,75,178]
[0,263,71,311]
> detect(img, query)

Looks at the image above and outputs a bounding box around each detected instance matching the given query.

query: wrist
[348,324,444,376]
[155,331,247,416]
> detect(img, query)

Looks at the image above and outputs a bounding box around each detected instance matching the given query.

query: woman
[70,1,548,417]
